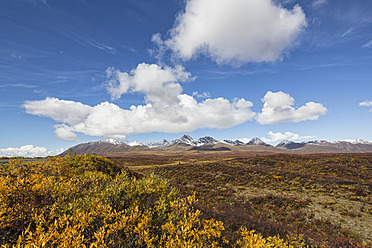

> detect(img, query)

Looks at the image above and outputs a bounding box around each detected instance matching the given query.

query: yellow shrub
[0,155,227,247]
[236,227,306,248]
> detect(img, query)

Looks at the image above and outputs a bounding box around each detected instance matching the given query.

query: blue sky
[1,0,372,156]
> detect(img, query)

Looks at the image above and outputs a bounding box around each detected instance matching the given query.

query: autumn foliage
[0,154,308,247]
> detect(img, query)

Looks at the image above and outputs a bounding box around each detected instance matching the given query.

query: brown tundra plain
[1,152,371,247]
[110,151,372,247]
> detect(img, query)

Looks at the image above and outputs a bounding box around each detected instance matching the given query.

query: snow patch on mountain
[98,139,125,145]
[197,136,219,145]
[175,135,197,146]
[223,139,245,145]
[246,137,270,146]
[147,139,173,148]
[339,139,372,145]
[127,141,144,146]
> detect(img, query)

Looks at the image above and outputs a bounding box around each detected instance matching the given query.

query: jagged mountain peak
[182,134,193,139]
[175,135,196,145]
[246,137,270,146]
[198,136,218,144]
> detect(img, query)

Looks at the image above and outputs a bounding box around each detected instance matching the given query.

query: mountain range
[59,135,372,156]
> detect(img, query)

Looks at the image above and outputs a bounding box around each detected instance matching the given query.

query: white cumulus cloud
[261,131,315,142]
[24,97,255,140]
[24,97,92,125]
[256,91,327,124]
[54,124,80,141]
[0,145,64,157]
[24,62,327,140]
[24,63,255,140]
[159,0,307,65]
[359,100,372,111]
[105,63,193,103]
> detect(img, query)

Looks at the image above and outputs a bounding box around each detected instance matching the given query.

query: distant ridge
[275,139,372,153]
[59,136,372,156]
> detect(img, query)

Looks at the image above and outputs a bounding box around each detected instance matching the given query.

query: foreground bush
[1,154,308,247]
[0,155,224,247]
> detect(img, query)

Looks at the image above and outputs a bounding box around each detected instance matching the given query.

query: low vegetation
[113,152,372,247]
[1,153,371,247]
[1,154,309,247]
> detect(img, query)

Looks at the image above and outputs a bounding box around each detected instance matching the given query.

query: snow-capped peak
[246,137,267,145]
[127,141,144,147]
[98,139,125,145]
[197,136,218,145]
[146,139,172,148]
[179,134,194,141]
[340,139,372,145]
[148,135,219,147]
[175,135,197,145]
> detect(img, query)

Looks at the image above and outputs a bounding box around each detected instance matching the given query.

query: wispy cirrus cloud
[341,27,354,38]
[57,27,121,55]
[86,39,117,55]
[312,0,327,9]
[362,40,372,48]
[0,83,38,89]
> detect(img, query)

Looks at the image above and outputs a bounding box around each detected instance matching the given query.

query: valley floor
[109,152,372,247]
